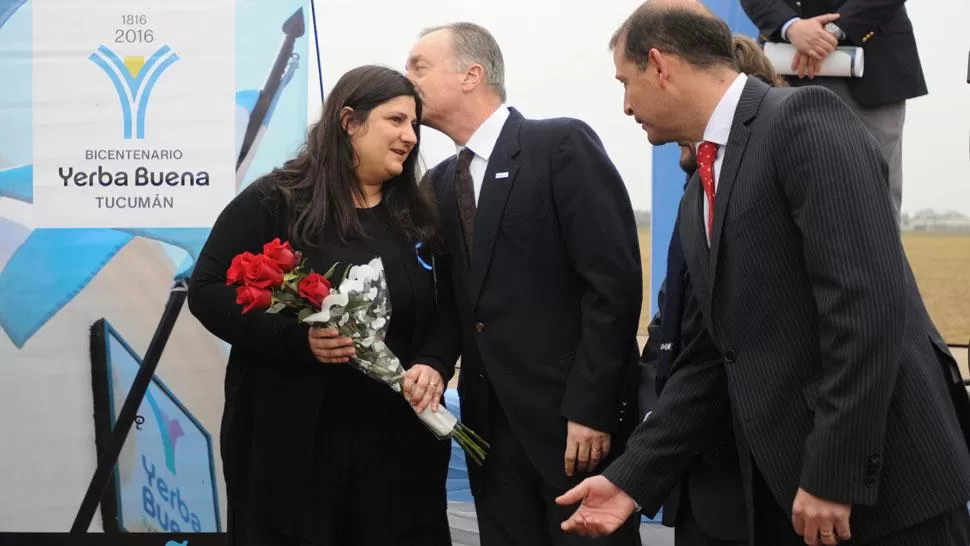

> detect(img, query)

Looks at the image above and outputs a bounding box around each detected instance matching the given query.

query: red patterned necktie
[696,141,718,238]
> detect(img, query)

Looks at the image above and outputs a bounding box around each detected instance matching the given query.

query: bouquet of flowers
[226,238,489,465]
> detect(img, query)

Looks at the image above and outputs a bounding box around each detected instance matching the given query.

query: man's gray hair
[420,22,507,102]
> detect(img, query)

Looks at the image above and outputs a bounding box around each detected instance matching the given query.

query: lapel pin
[495,172,509,179]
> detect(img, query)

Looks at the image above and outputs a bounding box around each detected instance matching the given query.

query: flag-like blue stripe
[0,0,25,29]
[89,53,134,139]
[0,228,132,347]
[119,227,211,279]
[0,164,32,203]
[135,53,179,139]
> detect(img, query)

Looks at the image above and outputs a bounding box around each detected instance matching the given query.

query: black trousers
[474,396,642,546]
[751,464,970,546]
[674,492,746,546]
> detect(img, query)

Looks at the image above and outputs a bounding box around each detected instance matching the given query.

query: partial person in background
[638,32,786,546]
[188,65,456,546]
[740,0,927,217]
[731,34,787,87]
[406,21,643,546]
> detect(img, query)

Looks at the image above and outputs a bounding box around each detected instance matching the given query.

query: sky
[309,0,970,216]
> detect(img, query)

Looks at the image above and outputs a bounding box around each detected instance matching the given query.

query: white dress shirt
[697,73,748,245]
[458,105,510,205]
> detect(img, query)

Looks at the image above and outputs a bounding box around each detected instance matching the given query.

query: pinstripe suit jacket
[604,77,970,543]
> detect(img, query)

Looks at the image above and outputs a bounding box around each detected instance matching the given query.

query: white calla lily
[350,263,377,283]
[302,292,349,324]
[339,278,364,295]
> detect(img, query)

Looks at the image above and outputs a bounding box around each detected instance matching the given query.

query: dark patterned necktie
[455,147,476,261]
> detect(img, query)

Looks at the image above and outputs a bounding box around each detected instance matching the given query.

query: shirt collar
[459,104,510,160]
[699,73,748,148]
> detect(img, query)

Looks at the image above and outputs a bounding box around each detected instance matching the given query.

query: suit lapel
[708,78,770,282]
[467,110,523,305]
[680,174,715,334]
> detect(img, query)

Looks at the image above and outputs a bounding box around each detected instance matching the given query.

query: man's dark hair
[610,3,735,71]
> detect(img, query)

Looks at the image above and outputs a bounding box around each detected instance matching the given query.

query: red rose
[262,238,301,272]
[226,251,283,289]
[297,272,333,309]
[226,251,252,285]
[235,285,272,313]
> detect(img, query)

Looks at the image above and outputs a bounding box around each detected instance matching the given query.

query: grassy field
[637,230,970,346]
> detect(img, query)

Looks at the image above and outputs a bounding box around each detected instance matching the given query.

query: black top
[314,201,419,429]
[187,179,458,538]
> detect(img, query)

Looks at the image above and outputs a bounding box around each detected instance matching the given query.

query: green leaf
[267,302,287,314]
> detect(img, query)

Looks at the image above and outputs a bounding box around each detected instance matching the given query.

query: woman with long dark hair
[188,65,457,545]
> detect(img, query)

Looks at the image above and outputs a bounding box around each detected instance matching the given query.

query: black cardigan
[187,180,459,538]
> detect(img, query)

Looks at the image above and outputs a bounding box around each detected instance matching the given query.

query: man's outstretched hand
[556,475,637,538]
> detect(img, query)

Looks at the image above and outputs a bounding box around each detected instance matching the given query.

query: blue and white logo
[89,45,179,139]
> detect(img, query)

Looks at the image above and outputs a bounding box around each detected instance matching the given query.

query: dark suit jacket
[741,0,928,107]
[604,77,970,543]
[639,210,747,542]
[424,108,643,493]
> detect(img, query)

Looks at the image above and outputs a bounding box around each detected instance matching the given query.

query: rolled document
[763,42,864,78]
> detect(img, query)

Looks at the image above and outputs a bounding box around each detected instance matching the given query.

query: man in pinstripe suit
[636,35,790,546]
[559,1,970,544]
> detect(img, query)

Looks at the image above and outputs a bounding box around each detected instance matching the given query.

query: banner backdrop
[31,0,236,229]
[0,0,309,535]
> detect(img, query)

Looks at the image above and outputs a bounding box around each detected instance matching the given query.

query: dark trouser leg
[750,463,803,546]
[474,399,555,546]
[474,396,641,545]
[674,494,746,546]
[864,504,970,546]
